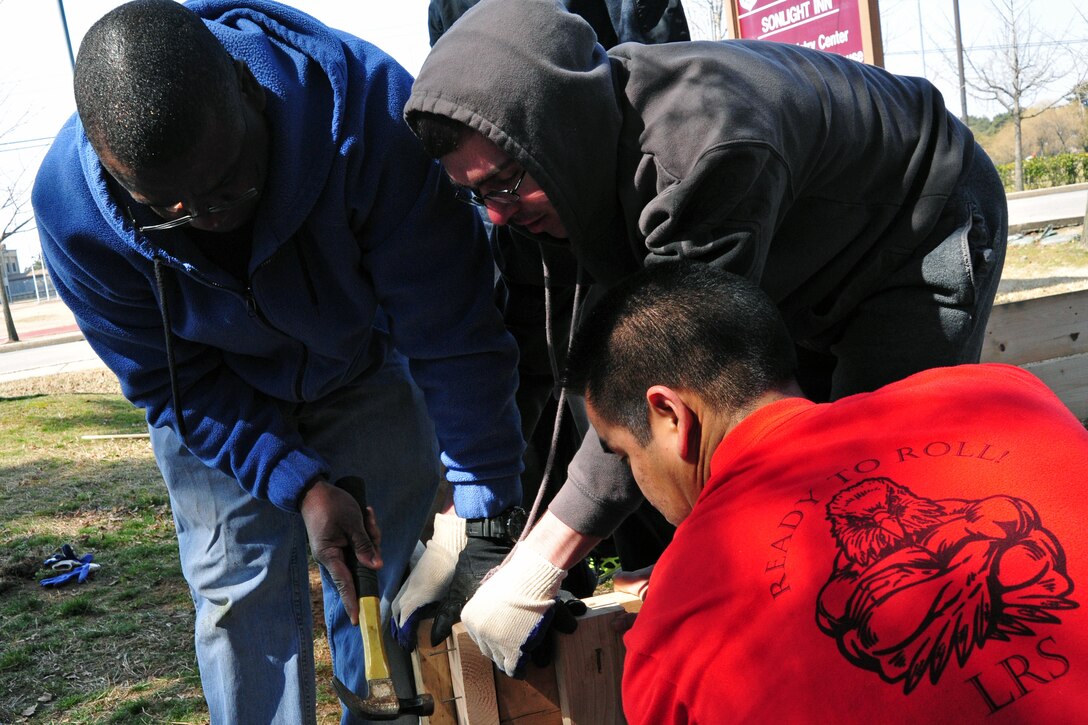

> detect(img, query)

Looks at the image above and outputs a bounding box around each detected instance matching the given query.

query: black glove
[526,595,588,671]
[430,535,512,644]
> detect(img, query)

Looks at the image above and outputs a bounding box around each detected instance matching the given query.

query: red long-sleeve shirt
[624,364,1088,724]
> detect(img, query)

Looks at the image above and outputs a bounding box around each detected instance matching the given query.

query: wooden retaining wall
[412,592,642,725]
[982,288,1088,419]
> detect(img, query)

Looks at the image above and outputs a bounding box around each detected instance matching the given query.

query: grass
[0,387,344,723]
[997,226,1088,302]
[1006,230,1088,271]
[0,389,210,723]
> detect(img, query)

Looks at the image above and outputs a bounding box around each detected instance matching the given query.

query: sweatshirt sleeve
[32,125,329,512]
[548,427,643,538]
[637,143,792,283]
[34,192,328,512]
[362,162,526,518]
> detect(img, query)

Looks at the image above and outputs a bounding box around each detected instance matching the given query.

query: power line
[0,136,57,148]
[0,141,54,155]
[887,38,1088,56]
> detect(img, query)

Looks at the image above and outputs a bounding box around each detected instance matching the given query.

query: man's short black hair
[406,111,471,159]
[74,0,240,174]
[564,262,797,443]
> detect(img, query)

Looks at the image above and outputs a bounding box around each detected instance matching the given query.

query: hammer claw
[332,676,435,720]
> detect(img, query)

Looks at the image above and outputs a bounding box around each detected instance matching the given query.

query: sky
[1,0,1086,264]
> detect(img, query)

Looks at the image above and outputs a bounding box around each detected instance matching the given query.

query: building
[1,245,56,302]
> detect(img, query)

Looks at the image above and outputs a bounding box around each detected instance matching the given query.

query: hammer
[332,476,435,721]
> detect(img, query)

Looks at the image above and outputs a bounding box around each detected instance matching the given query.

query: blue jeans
[151,353,441,724]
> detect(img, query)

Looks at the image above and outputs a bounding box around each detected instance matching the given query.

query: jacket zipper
[245,254,309,400]
[158,247,312,400]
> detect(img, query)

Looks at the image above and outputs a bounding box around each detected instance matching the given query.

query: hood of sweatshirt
[195,0,342,243]
[406,0,632,285]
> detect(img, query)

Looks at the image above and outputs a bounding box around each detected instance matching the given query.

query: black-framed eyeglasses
[455,168,527,210]
[130,187,261,233]
[124,104,262,233]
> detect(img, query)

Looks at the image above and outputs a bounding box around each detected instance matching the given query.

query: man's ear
[235,60,266,111]
[645,385,699,461]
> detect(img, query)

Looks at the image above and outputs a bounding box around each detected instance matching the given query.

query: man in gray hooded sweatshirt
[393,0,1007,677]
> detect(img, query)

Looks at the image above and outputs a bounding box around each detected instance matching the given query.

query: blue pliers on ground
[40,543,100,587]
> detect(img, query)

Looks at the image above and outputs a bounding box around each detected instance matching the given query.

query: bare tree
[686,0,726,41]
[0,0,35,342]
[1067,6,1088,144]
[963,0,1072,190]
[1072,80,1088,150]
[1036,104,1084,155]
[0,171,35,343]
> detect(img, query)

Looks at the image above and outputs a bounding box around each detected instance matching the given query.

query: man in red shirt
[564,262,1087,724]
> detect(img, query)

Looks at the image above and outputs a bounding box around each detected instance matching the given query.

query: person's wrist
[297,477,330,514]
[507,543,566,596]
[523,510,602,570]
[431,511,469,551]
[464,505,527,543]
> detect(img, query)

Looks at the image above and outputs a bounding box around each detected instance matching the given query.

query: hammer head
[332,676,435,721]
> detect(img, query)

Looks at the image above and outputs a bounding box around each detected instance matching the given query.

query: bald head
[74,0,242,176]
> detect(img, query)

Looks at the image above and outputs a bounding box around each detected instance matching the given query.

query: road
[0,339,106,384]
[1007,184,1088,232]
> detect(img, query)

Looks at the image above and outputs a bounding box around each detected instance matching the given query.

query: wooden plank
[983,289,1088,365]
[553,593,642,725]
[412,619,459,725]
[1024,355,1088,420]
[449,622,500,725]
[581,591,644,614]
[495,658,562,725]
[416,594,644,725]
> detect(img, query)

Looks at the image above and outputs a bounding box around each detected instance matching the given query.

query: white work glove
[390,512,467,648]
[460,543,586,677]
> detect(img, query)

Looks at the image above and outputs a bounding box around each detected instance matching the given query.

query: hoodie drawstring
[522,253,585,539]
[153,256,188,438]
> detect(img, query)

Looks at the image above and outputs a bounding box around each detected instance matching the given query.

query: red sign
[734,0,865,62]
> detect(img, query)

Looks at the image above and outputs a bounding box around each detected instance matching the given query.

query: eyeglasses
[131,187,261,232]
[126,106,262,233]
[455,168,527,210]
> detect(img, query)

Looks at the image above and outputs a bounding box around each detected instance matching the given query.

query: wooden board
[1024,356,1088,421]
[553,593,642,725]
[416,592,643,725]
[982,288,1088,419]
[983,288,1088,366]
[449,622,500,725]
[412,619,459,725]
[494,658,562,725]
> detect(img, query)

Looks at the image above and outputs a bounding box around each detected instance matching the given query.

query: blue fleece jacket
[32,0,524,515]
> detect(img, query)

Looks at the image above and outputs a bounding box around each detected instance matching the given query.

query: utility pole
[952,0,968,124]
[916,0,927,76]
[57,0,76,71]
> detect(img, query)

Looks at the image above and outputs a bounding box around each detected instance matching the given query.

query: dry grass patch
[0,378,344,723]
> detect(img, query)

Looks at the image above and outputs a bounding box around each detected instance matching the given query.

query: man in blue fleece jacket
[32,1,525,722]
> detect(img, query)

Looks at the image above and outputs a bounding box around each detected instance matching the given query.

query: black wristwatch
[464,506,528,543]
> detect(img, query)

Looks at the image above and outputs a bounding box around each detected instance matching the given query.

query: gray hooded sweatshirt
[406,0,999,537]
